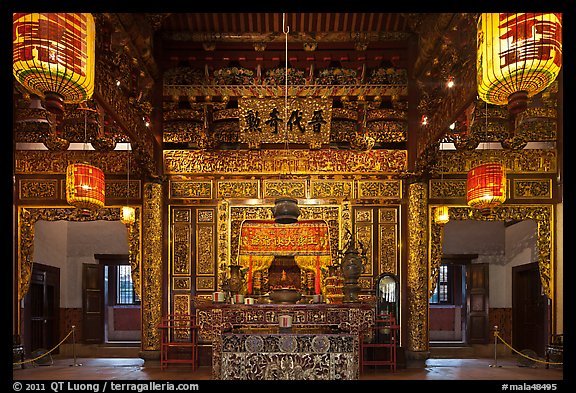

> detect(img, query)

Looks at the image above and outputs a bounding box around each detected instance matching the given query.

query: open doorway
[430,218,543,354]
[30,219,140,350]
[429,255,476,344]
[96,254,141,344]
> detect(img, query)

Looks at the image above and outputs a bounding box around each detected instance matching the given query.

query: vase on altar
[339,231,365,303]
[228,264,244,295]
[272,197,300,224]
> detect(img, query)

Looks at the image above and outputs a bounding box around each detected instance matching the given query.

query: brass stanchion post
[489,325,501,368]
[70,325,82,367]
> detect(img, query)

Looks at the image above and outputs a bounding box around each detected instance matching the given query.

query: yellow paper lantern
[13,13,96,116]
[66,163,105,211]
[120,206,136,225]
[434,206,450,225]
[467,163,506,210]
[477,13,562,114]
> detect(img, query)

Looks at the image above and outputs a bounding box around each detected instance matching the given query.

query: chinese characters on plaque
[239,98,332,148]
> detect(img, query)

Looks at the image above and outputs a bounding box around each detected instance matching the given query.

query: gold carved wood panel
[352,206,400,292]
[170,206,217,316]
[217,179,260,199]
[263,179,307,199]
[310,179,354,199]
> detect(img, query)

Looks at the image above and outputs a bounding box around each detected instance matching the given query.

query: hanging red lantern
[13,13,96,117]
[477,13,562,115]
[66,163,105,212]
[467,163,506,210]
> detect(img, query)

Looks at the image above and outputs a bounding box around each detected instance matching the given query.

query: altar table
[195,302,375,380]
[220,332,357,380]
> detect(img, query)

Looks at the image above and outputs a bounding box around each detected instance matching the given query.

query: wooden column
[405,181,430,366]
[140,181,164,359]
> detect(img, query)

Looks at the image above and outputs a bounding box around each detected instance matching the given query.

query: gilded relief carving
[263,179,307,198]
[217,200,230,291]
[357,180,402,199]
[197,276,215,291]
[197,209,214,223]
[15,150,131,175]
[217,180,260,199]
[429,205,554,299]
[18,179,58,200]
[407,182,429,352]
[355,209,372,223]
[379,208,397,224]
[173,277,191,291]
[513,179,553,199]
[379,224,398,275]
[429,179,466,199]
[355,224,373,276]
[196,225,215,275]
[141,182,163,351]
[439,149,557,174]
[172,224,191,275]
[169,180,213,199]
[164,149,407,175]
[173,208,191,223]
[310,179,353,199]
[105,179,141,200]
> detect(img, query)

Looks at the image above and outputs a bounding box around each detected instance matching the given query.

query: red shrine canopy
[239,219,331,256]
[237,219,332,295]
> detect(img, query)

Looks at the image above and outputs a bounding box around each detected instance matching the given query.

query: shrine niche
[238,220,332,297]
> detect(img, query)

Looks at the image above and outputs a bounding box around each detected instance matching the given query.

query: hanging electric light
[120,145,135,225]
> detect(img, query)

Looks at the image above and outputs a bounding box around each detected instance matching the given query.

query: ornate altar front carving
[221,333,357,380]
[196,302,374,380]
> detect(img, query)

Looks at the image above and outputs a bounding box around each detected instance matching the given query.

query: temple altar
[220,333,357,380]
[195,302,375,380]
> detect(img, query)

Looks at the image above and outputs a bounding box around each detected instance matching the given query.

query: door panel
[512,262,547,357]
[22,263,60,355]
[82,263,104,344]
[467,263,489,344]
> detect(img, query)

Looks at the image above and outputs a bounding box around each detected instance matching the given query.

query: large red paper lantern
[13,13,96,116]
[477,13,562,115]
[467,163,506,210]
[66,163,105,211]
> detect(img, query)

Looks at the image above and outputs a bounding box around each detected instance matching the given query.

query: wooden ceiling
[159,13,412,34]
[153,13,418,70]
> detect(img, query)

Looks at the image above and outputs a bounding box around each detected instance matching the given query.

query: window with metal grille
[116,265,139,305]
[429,264,452,304]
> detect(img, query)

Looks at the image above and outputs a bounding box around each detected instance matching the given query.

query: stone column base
[139,350,160,365]
[404,350,430,368]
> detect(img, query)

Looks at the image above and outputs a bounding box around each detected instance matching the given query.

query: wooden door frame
[512,262,548,357]
[22,262,60,355]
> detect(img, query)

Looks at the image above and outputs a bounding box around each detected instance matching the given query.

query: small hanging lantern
[66,163,105,212]
[467,163,506,210]
[477,13,562,115]
[434,206,450,225]
[120,206,135,225]
[13,13,96,118]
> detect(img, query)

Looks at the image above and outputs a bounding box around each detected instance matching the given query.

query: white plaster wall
[33,220,129,308]
[442,219,538,309]
[443,220,505,256]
